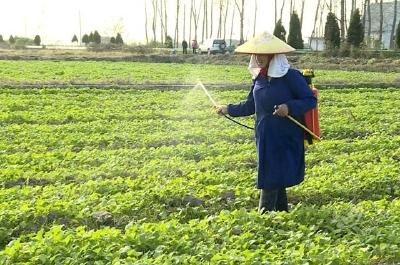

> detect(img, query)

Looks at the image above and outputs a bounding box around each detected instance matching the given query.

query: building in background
[365,1,400,49]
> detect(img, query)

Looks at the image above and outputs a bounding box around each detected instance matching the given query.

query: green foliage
[164,35,173,48]
[396,20,400,49]
[110,37,116,44]
[89,32,94,43]
[324,12,341,50]
[93,30,101,44]
[0,60,398,85]
[347,8,364,48]
[8,35,15,44]
[72,34,78,43]
[34,35,41,46]
[82,34,89,45]
[0,35,3,42]
[288,12,304,49]
[273,19,287,42]
[115,33,123,45]
[0,85,399,263]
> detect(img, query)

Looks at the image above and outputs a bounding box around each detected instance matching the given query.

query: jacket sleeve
[285,70,317,116]
[227,83,255,117]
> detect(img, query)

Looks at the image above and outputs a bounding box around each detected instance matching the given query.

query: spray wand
[198,82,254,130]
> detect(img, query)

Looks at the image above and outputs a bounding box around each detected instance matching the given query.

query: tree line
[143,0,400,50]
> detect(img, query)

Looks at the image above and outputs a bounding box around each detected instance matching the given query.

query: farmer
[213,32,316,213]
[182,40,188,54]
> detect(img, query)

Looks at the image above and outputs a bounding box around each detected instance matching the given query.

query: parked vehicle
[198,39,227,54]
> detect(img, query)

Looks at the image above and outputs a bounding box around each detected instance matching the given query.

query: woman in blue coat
[214,32,316,213]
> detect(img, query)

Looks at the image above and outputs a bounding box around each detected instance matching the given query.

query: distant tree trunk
[300,0,305,28]
[164,0,168,40]
[230,3,235,45]
[189,2,193,40]
[362,0,366,29]
[290,0,293,14]
[378,0,383,45]
[191,0,202,41]
[280,0,286,20]
[217,0,223,38]
[152,0,157,42]
[367,0,371,38]
[235,0,245,44]
[202,0,207,42]
[223,1,229,39]
[158,0,164,44]
[183,4,187,40]
[310,0,321,46]
[318,0,325,37]
[210,0,214,38]
[253,0,257,37]
[390,0,398,48]
[145,0,149,44]
[340,0,345,41]
[174,0,180,47]
[275,0,277,26]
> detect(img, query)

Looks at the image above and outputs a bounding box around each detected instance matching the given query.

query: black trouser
[258,187,288,213]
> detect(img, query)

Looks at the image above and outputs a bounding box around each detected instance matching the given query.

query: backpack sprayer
[199,69,321,142]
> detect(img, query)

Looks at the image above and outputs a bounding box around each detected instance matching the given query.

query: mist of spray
[196,81,217,106]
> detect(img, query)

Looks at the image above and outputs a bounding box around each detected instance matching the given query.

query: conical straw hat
[235,31,295,54]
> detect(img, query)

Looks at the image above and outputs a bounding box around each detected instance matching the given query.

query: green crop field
[0,80,399,263]
[0,60,398,85]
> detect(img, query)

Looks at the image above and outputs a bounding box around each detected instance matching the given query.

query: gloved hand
[273,104,289,117]
[213,105,228,115]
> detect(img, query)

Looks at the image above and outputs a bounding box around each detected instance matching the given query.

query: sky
[0,0,364,45]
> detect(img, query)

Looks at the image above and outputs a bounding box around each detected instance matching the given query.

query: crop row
[0,87,399,263]
[2,199,400,264]
[0,60,398,84]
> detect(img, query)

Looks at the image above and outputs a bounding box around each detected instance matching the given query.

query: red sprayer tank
[302,69,320,144]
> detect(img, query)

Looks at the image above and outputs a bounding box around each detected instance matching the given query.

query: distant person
[182,40,188,54]
[191,39,198,54]
[213,32,317,213]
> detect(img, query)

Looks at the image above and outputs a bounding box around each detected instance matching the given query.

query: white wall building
[365,1,400,49]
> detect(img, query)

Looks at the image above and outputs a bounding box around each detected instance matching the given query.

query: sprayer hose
[223,114,254,130]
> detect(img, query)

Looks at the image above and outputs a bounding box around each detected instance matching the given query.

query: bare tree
[183,3,187,40]
[230,2,236,45]
[340,0,345,41]
[174,0,180,47]
[390,0,398,48]
[235,0,245,44]
[253,0,258,37]
[367,0,371,38]
[378,0,383,44]
[300,0,306,27]
[189,2,193,40]
[310,0,321,45]
[223,1,229,39]
[151,0,157,42]
[362,0,367,29]
[217,0,224,38]
[164,0,168,40]
[158,0,164,44]
[145,0,149,44]
[280,0,286,20]
[202,0,207,42]
[275,0,277,25]
[210,0,214,38]
[191,0,202,41]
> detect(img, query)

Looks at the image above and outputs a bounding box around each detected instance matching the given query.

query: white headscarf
[248,54,290,79]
